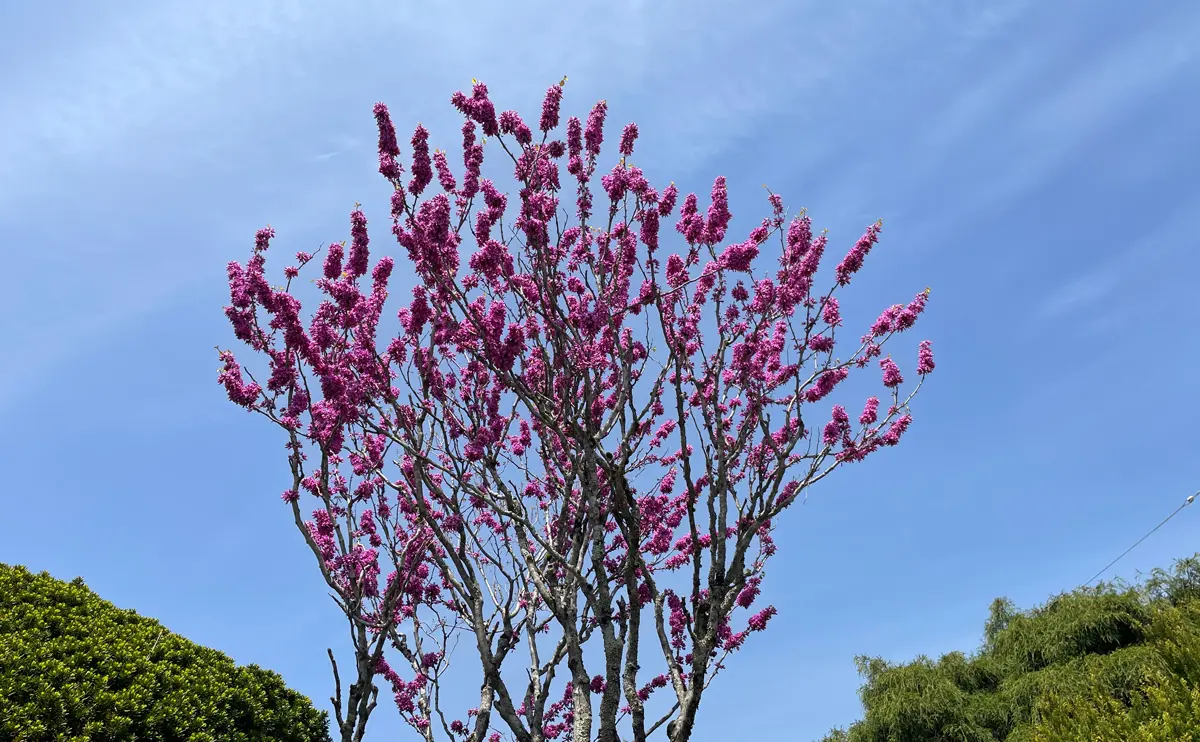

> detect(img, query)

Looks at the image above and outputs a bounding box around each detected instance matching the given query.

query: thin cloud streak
[1,0,1004,410]
[893,6,1199,253]
[1036,196,1199,323]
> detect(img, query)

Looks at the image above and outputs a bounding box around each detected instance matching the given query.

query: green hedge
[0,564,331,742]
[820,554,1200,742]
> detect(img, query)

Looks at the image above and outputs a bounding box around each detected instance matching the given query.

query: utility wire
[1084,490,1198,587]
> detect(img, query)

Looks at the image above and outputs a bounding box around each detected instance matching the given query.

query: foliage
[820,554,1200,742]
[0,563,331,742]
[218,78,935,742]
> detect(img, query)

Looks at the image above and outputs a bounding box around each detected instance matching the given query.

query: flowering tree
[219,78,935,742]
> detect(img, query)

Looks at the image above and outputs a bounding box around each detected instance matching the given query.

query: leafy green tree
[1030,600,1200,741]
[820,554,1200,742]
[0,563,331,742]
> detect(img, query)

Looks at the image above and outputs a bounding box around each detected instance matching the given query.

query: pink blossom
[835,221,881,286]
[880,357,904,388]
[917,339,936,375]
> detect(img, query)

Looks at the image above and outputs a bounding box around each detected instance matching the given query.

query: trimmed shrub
[0,564,331,742]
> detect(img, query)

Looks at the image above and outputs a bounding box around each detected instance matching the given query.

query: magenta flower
[719,239,759,272]
[822,405,850,445]
[917,339,936,375]
[880,413,913,446]
[347,209,370,279]
[373,103,403,180]
[835,221,882,286]
[618,122,639,157]
[822,297,842,327]
[372,102,400,157]
[217,351,261,408]
[880,356,904,388]
[540,81,564,132]
[408,125,433,196]
[860,396,880,425]
[808,335,834,353]
[432,150,457,193]
[584,100,607,157]
[703,176,732,244]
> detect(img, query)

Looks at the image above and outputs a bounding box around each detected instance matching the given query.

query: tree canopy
[0,563,331,742]
[218,78,935,742]
[820,554,1200,742]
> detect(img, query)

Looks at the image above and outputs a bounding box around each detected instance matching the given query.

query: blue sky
[2,1,1198,739]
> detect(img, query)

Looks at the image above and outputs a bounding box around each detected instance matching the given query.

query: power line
[1084,490,1198,587]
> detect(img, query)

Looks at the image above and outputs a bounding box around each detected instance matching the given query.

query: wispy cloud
[3,0,1188,412]
[895,5,1199,250]
[0,1,353,208]
[309,136,359,163]
[1035,195,1198,326]
[1,0,1040,211]
[2,0,1031,411]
